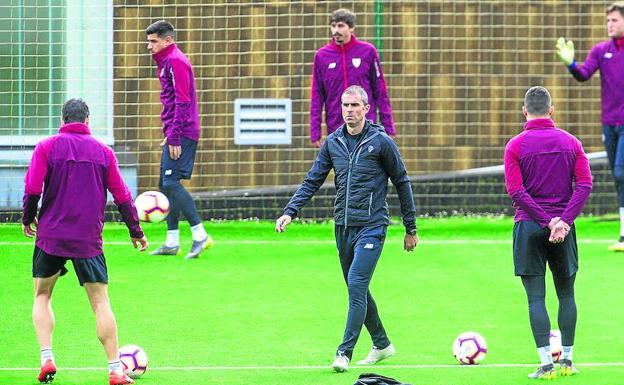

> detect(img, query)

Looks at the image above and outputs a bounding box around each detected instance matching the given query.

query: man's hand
[549,220,570,244]
[311,139,323,148]
[159,138,182,160]
[132,236,149,251]
[22,217,38,238]
[556,37,575,66]
[548,217,561,230]
[168,145,182,160]
[404,233,418,251]
[275,215,292,233]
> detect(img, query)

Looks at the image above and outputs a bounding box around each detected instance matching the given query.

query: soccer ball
[550,330,562,362]
[453,331,488,365]
[135,191,169,223]
[119,344,148,379]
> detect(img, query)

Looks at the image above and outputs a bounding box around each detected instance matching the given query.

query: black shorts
[512,220,578,277]
[160,136,198,181]
[32,247,108,286]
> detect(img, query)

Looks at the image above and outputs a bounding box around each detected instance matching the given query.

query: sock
[537,346,554,366]
[40,348,54,366]
[109,359,123,374]
[619,207,624,240]
[562,345,573,361]
[191,223,208,242]
[165,229,180,247]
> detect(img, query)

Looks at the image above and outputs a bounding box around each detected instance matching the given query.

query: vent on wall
[234,99,292,145]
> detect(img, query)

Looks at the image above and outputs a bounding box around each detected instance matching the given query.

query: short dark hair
[524,86,552,116]
[330,9,356,28]
[62,98,89,123]
[607,2,624,16]
[145,20,175,38]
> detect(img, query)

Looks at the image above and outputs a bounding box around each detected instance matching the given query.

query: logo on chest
[368,145,374,153]
[352,58,361,68]
[328,62,337,69]
[604,52,613,59]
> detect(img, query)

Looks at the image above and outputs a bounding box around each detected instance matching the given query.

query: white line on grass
[0,239,618,246]
[3,362,624,371]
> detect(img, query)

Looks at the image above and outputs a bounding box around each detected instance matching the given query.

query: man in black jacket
[275,85,418,373]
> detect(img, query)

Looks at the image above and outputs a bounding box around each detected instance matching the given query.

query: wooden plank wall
[113,1,607,193]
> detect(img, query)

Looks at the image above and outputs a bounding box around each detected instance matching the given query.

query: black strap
[354,372,411,385]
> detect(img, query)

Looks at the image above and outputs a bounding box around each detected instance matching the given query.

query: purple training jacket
[310,35,395,143]
[568,37,624,125]
[23,122,144,258]
[152,43,200,146]
[504,118,592,228]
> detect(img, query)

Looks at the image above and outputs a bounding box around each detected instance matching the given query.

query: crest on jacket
[352,58,361,68]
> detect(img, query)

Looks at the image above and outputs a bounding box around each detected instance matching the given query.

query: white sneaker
[356,343,396,365]
[608,241,624,252]
[331,354,349,372]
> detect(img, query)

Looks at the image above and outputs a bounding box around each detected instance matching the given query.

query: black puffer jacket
[284,121,416,232]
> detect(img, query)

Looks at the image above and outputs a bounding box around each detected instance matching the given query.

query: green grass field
[1,216,624,385]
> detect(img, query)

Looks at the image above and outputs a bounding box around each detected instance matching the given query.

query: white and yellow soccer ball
[119,344,148,379]
[452,331,488,365]
[135,191,169,223]
[550,329,562,362]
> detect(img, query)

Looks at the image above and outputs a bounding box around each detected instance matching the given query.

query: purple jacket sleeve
[370,49,395,136]
[22,139,53,225]
[560,140,593,224]
[169,58,192,146]
[504,138,551,228]
[309,52,325,143]
[568,44,601,82]
[105,148,144,239]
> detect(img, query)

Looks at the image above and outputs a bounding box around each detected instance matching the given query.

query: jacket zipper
[337,129,379,229]
[337,136,351,229]
[341,45,348,88]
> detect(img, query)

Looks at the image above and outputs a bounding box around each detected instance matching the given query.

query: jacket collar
[59,122,91,135]
[524,117,556,130]
[330,34,359,52]
[615,37,624,51]
[336,119,377,138]
[152,43,176,64]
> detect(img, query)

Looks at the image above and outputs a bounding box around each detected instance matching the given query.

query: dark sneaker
[528,364,556,380]
[150,244,180,256]
[559,359,579,376]
[38,359,56,383]
[184,235,214,259]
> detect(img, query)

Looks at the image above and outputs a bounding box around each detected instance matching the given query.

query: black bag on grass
[353,372,412,385]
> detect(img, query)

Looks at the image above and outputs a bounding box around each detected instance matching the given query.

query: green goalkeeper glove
[555,37,575,66]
